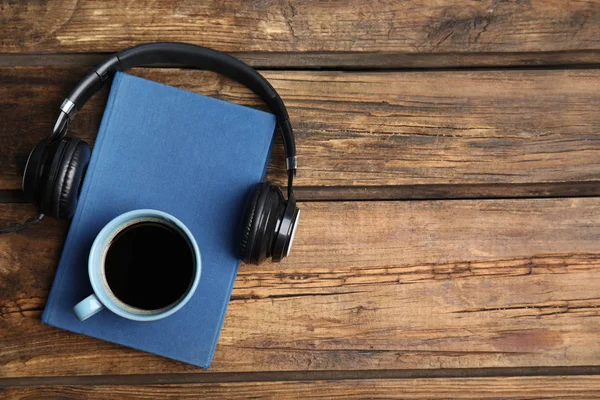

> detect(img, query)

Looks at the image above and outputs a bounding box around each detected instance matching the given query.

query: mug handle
[74,294,104,321]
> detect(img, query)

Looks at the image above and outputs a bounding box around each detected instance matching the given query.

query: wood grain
[1,67,599,197]
[4,376,600,399]
[3,1,600,68]
[1,198,599,377]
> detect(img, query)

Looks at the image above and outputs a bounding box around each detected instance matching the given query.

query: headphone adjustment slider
[60,98,77,118]
[286,156,297,170]
[98,70,111,83]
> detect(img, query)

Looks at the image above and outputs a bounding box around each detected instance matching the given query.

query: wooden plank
[3,1,600,68]
[1,198,599,377]
[1,67,599,197]
[3,376,600,399]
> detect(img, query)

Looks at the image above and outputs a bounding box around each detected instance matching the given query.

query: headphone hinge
[60,98,76,117]
[285,156,297,171]
[51,110,70,139]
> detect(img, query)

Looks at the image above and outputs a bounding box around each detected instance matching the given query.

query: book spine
[42,73,125,324]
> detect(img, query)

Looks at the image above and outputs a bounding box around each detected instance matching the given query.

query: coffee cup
[73,209,201,322]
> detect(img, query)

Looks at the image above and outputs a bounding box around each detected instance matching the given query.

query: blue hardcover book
[41,72,276,368]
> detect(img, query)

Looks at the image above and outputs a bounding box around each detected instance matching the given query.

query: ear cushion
[239,183,267,261]
[22,138,50,201]
[250,185,285,264]
[39,138,68,217]
[52,138,91,219]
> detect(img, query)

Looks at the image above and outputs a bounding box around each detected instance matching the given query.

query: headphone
[2,42,300,265]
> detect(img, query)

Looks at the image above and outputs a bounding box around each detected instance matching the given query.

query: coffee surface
[104,221,194,311]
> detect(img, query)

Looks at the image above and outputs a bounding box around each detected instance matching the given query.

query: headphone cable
[0,213,45,234]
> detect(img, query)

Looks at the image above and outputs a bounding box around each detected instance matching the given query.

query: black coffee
[104,221,194,311]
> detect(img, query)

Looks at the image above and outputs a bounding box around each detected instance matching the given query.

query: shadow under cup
[101,217,197,315]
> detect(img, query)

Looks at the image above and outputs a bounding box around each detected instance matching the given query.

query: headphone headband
[51,42,297,190]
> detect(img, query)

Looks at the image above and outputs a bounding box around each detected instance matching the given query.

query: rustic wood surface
[2,199,600,377]
[1,67,599,197]
[4,376,600,400]
[2,1,600,398]
[3,0,600,68]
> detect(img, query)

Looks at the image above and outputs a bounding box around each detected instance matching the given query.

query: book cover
[41,72,276,368]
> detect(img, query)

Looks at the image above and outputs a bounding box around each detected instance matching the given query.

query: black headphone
[3,42,300,265]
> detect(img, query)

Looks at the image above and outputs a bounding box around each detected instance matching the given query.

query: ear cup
[38,137,90,219]
[239,183,263,260]
[239,182,286,264]
[249,184,285,264]
[22,138,51,202]
[271,196,300,262]
[239,183,270,263]
[53,138,91,219]
[39,138,68,216]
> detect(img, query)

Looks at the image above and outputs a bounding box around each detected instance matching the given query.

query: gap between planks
[2,366,600,388]
[2,181,600,204]
[2,51,600,70]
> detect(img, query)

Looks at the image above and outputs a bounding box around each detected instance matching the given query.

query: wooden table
[2,1,600,399]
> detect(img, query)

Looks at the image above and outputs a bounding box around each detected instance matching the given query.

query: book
[41,72,276,368]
